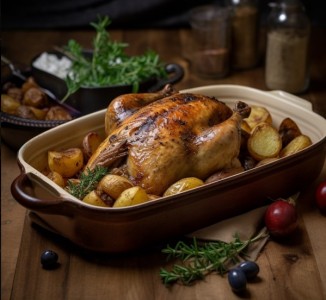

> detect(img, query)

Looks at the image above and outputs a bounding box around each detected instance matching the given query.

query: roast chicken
[86,84,250,196]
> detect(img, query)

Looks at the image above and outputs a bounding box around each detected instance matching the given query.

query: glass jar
[265,0,310,94]
[228,0,259,69]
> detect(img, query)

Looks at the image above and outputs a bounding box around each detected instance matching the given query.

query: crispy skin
[86,92,249,195]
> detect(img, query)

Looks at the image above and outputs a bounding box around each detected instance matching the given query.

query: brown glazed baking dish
[11,85,326,253]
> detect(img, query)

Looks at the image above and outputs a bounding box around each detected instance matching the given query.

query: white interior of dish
[18,84,326,203]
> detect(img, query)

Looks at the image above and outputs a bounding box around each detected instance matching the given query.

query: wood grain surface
[1,28,326,300]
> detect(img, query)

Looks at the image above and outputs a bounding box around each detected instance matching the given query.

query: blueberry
[41,250,59,269]
[238,261,260,280]
[228,268,247,293]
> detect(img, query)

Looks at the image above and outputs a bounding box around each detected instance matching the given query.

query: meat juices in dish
[86,84,251,196]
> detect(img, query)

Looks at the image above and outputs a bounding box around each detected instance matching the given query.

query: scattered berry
[238,261,260,280]
[41,250,59,269]
[228,268,247,293]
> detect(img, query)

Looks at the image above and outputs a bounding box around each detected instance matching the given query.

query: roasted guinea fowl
[86,84,250,196]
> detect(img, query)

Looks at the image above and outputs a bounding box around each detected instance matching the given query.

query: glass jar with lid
[228,0,259,70]
[265,0,310,94]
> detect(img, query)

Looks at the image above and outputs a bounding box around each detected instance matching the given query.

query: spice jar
[228,0,259,69]
[265,0,310,94]
[189,5,232,79]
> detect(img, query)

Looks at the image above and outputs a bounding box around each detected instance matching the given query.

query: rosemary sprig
[66,166,108,199]
[60,16,167,102]
[160,230,268,286]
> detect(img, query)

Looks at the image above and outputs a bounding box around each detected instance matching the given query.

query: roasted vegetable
[279,135,312,157]
[48,148,84,177]
[22,87,48,108]
[45,106,72,121]
[278,117,302,147]
[82,132,103,159]
[47,171,65,188]
[83,190,110,207]
[96,174,134,200]
[163,177,204,197]
[205,166,244,183]
[113,186,149,207]
[255,157,279,167]
[1,94,20,114]
[247,122,282,161]
[243,106,273,131]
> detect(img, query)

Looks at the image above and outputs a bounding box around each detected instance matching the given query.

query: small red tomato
[315,181,326,213]
[264,199,298,237]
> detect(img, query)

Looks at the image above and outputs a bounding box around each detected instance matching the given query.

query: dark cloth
[2,0,325,29]
[2,0,217,29]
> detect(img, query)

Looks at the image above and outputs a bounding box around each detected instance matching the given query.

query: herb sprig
[66,166,108,199]
[61,16,167,101]
[160,230,268,286]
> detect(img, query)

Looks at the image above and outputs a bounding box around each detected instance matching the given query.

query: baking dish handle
[11,172,70,215]
[148,63,184,92]
[268,90,313,111]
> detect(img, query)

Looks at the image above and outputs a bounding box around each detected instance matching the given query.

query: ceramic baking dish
[11,85,326,253]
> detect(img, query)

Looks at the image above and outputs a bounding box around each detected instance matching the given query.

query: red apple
[264,199,298,237]
[315,181,326,213]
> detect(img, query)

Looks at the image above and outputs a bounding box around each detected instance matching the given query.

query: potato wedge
[113,186,149,207]
[243,106,273,131]
[82,132,103,159]
[255,157,279,167]
[205,166,244,183]
[97,174,134,200]
[163,177,204,197]
[278,117,302,147]
[1,94,21,114]
[48,148,84,177]
[47,171,65,188]
[83,190,110,207]
[247,123,282,161]
[280,135,312,157]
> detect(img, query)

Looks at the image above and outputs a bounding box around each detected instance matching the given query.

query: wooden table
[1,28,326,300]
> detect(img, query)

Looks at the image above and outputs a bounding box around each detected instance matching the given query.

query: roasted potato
[1,94,20,114]
[243,106,273,131]
[163,177,204,197]
[255,157,279,167]
[96,174,134,200]
[83,190,110,207]
[6,87,23,102]
[16,105,37,119]
[280,135,312,157]
[247,122,282,161]
[47,171,65,188]
[82,132,103,159]
[205,166,244,183]
[29,107,48,120]
[279,117,302,147]
[48,148,84,177]
[22,87,48,108]
[113,186,149,207]
[45,106,72,121]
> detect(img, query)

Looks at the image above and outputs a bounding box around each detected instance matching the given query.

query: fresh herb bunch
[62,16,167,101]
[160,231,267,286]
[66,166,108,199]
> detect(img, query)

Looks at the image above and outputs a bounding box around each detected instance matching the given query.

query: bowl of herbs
[31,16,184,115]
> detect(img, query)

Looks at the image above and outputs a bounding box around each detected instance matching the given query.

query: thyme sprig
[66,166,108,199]
[60,16,167,102]
[160,230,268,286]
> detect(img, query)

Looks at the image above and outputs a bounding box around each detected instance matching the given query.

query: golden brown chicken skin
[86,86,250,195]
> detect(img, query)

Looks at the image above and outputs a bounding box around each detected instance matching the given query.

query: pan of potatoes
[1,73,80,150]
[11,84,326,253]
